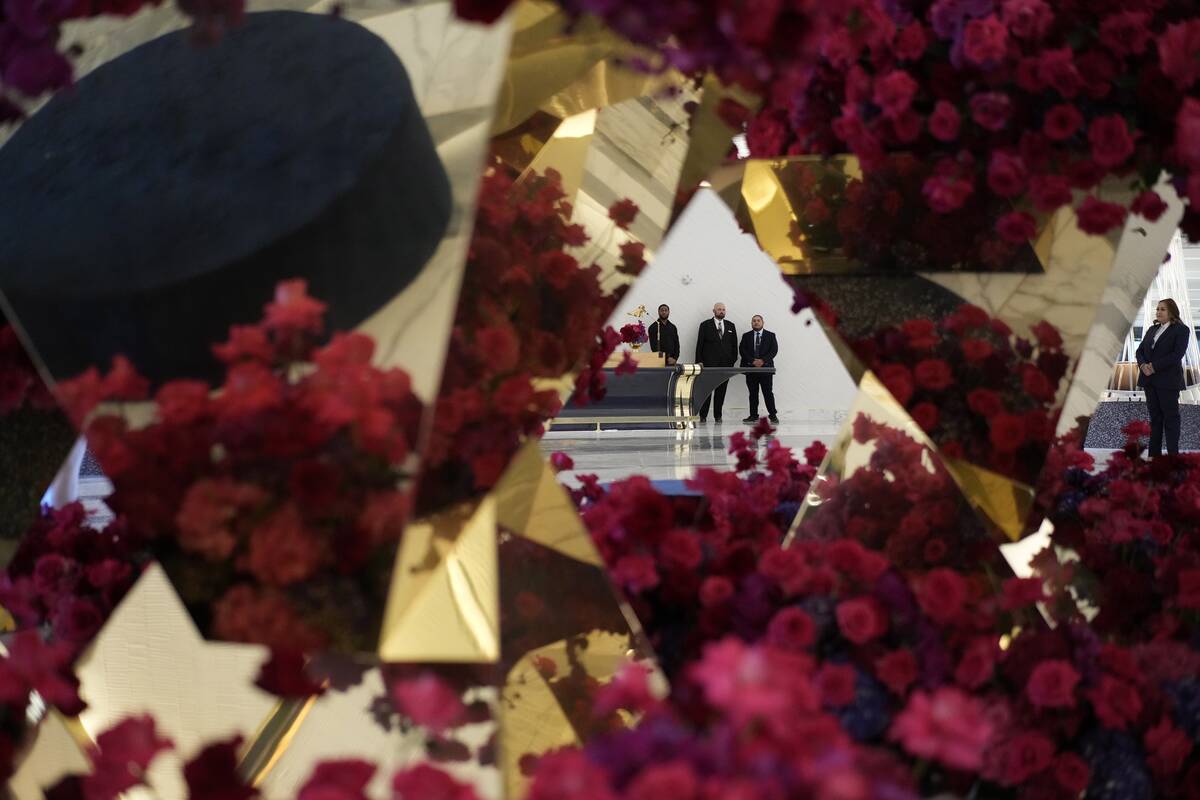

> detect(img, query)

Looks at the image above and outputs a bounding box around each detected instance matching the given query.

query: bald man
[694,302,738,422]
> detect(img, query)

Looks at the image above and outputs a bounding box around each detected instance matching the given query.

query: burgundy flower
[767,606,816,650]
[1098,11,1152,57]
[989,413,1026,453]
[878,364,915,406]
[1158,20,1200,89]
[1075,196,1128,235]
[1144,717,1192,778]
[1087,675,1142,729]
[987,151,1027,198]
[916,568,967,623]
[962,15,1007,66]
[1175,98,1200,171]
[83,716,174,800]
[913,359,954,392]
[453,0,514,23]
[872,70,917,118]
[997,211,1037,243]
[1087,115,1135,169]
[183,737,257,800]
[1131,190,1168,222]
[969,92,1011,132]
[255,649,326,698]
[1001,0,1053,40]
[922,174,973,213]
[836,597,888,644]
[875,650,918,695]
[928,100,961,142]
[1028,174,1073,212]
[699,576,734,607]
[816,663,857,708]
[1026,659,1081,708]
[618,241,646,275]
[297,760,375,800]
[1053,753,1090,794]
[987,732,1056,786]
[608,199,639,230]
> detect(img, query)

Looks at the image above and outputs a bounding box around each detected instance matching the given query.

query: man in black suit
[740,314,779,424]
[695,302,738,422]
[648,303,680,365]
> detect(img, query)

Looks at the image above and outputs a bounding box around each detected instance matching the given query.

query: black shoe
[714,417,723,424]
[699,416,707,423]
[742,415,757,424]
[769,415,779,424]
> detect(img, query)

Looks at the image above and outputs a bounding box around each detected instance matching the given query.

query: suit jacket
[695,318,738,366]
[1136,321,1189,392]
[648,319,680,360]
[740,329,778,368]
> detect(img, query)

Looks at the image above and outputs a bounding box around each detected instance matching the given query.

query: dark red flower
[1131,190,1168,222]
[618,241,647,275]
[875,650,918,695]
[1144,717,1192,778]
[878,364,915,406]
[1001,0,1053,40]
[816,663,857,708]
[297,760,375,800]
[955,637,996,690]
[914,359,954,392]
[910,402,939,432]
[767,606,816,650]
[889,688,993,771]
[969,92,1011,132]
[83,715,173,800]
[1028,174,1073,212]
[1088,115,1135,169]
[255,649,326,698]
[997,211,1037,243]
[872,70,917,118]
[1176,98,1200,171]
[1158,20,1200,89]
[1053,753,1090,794]
[453,0,514,23]
[608,199,639,230]
[1087,675,1142,729]
[836,597,888,644]
[963,15,1007,66]
[987,151,1027,198]
[916,568,967,623]
[1026,659,1080,708]
[923,174,973,213]
[184,737,257,800]
[1099,12,1152,57]
[928,101,961,142]
[1076,196,1128,235]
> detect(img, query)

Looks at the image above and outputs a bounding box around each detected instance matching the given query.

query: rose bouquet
[52,280,422,652]
[849,304,1068,485]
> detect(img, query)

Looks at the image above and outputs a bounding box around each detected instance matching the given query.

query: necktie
[755,331,760,356]
[717,321,722,337]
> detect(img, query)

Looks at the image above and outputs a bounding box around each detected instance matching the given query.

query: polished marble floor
[540,415,843,486]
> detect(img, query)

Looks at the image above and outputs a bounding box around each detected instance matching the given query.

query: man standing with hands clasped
[740,314,779,425]
[695,302,738,423]
[648,303,679,365]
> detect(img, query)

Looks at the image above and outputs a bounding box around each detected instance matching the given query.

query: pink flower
[264,279,327,338]
[549,451,574,472]
[997,211,1037,243]
[1042,104,1083,141]
[987,151,1027,197]
[894,22,927,60]
[872,70,917,118]
[1026,660,1081,708]
[889,687,994,771]
[875,650,918,695]
[626,762,697,800]
[1175,98,1200,171]
[836,597,888,644]
[955,637,996,690]
[393,763,481,800]
[593,662,660,717]
[963,16,1007,65]
[1076,196,1128,235]
[1001,0,1053,40]
[1158,20,1200,90]
[527,750,615,800]
[297,760,375,800]
[767,606,816,650]
[613,553,659,591]
[1088,675,1143,729]
[969,92,1011,132]
[928,100,961,142]
[1088,115,1135,169]
[1037,47,1082,98]
[699,576,734,607]
[923,174,973,213]
[390,672,467,733]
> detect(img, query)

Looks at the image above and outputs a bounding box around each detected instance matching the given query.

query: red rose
[878,364,915,406]
[804,196,832,223]
[746,112,789,157]
[989,413,1026,453]
[1054,753,1090,794]
[1099,11,1151,57]
[955,637,997,689]
[297,760,374,800]
[1001,0,1053,40]
[917,568,968,623]
[1175,98,1200,171]
[1131,190,1168,222]
[608,198,639,230]
[889,688,993,771]
[911,402,939,432]
[967,388,1003,417]
[1144,717,1193,778]
[923,174,973,213]
[768,606,816,650]
[817,663,858,708]
[618,241,646,275]
[1021,364,1055,401]
[895,22,927,60]
[1076,196,1128,235]
[83,715,174,800]
[1087,115,1135,169]
[961,338,994,363]
[245,504,325,586]
[901,318,938,349]
[1158,20,1200,90]
[659,529,703,571]
[390,672,467,733]
[987,151,1027,198]
[393,763,479,800]
[1037,47,1082,98]
[1029,174,1073,212]
[929,100,961,142]
[873,70,917,118]
[1026,660,1081,708]
[836,597,888,644]
[875,650,918,695]
[1043,104,1083,141]
[1030,320,1063,349]
[1088,675,1143,729]
[969,92,1011,132]
[992,732,1056,786]
[997,211,1037,243]
[914,359,954,391]
[963,16,1007,66]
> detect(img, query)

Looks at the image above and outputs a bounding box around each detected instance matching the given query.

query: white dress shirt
[1152,321,1170,347]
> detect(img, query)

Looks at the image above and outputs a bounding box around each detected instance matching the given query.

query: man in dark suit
[1136,298,1189,455]
[648,303,679,365]
[740,315,779,424]
[695,302,738,422]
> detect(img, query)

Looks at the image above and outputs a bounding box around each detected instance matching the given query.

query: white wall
[604,189,858,421]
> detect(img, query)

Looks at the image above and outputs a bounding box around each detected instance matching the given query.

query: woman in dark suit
[1136,298,1190,456]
